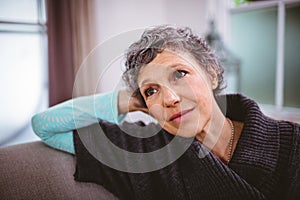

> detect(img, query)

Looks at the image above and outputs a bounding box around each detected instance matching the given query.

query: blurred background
[0,0,299,147]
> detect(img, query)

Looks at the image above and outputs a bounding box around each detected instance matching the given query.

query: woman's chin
[163,126,199,138]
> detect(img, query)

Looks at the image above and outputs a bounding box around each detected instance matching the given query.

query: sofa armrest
[0,141,118,200]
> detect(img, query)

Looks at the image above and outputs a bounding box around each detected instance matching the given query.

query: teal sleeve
[31,90,126,154]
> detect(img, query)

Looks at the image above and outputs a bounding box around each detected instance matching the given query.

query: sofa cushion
[0,141,118,200]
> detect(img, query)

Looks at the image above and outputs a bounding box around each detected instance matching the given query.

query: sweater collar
[220,94,280,174]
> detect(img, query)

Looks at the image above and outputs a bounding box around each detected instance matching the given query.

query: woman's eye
[174,70,187,79]
[144,88,158,97]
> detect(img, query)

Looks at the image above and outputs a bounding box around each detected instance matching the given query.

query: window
[284,5,300,108]
[0,0,48,146]
[230,0,300,123]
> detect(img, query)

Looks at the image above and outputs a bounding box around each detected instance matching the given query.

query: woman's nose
[162,87,180,107]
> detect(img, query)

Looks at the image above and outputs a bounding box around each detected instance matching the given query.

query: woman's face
[137,50,218,137]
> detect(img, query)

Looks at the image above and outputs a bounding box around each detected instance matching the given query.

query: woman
[32,25,300,199]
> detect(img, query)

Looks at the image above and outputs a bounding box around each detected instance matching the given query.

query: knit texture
[74,94,300,200]
[32,91,125,154]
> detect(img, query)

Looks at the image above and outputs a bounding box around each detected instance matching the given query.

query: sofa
[0,141,118,200]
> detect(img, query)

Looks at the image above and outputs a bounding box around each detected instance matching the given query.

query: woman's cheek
[148,103,166,122]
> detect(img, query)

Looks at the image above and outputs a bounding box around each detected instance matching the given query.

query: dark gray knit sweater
[74,94,300,200]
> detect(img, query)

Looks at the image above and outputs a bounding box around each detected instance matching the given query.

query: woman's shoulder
[277,118,300,137]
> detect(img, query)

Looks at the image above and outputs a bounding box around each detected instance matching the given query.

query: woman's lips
[169,108,194,122]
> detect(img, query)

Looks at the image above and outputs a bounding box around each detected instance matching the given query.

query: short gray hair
[123,25,224,96]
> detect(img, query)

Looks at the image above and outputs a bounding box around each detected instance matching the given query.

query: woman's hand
[118,90,148,114]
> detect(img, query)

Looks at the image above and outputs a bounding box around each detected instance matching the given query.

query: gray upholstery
[0,141,118,200]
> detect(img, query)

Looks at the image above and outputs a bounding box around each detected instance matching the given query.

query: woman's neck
[195,105,243,164]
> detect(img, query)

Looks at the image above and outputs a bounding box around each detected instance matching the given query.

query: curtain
[47,0,99,106]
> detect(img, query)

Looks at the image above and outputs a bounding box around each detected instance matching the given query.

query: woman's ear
[211,76,218,90]
[208,69,218,90]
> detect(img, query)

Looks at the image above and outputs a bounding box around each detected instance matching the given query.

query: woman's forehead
[137,62,177,86]
[142,50,199,74]
[149,49,194,65]
[137,50,206,86]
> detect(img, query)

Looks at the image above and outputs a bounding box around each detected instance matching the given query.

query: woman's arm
[31,90,127,154]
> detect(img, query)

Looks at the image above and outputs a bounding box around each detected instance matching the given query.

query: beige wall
[90,0,230,92]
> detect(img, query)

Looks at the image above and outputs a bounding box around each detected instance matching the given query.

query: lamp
[205,19,241,93]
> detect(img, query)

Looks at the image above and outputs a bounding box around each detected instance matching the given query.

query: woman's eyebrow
[169,62,195,70]
[139,63,188,86]
[169,63,184,69]
[139,79,152,87]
